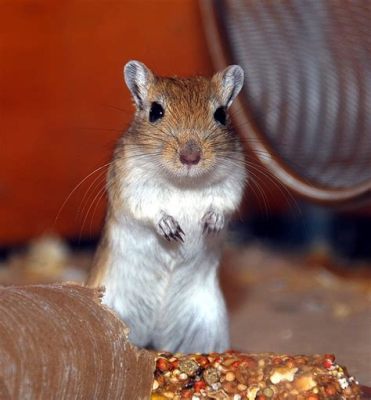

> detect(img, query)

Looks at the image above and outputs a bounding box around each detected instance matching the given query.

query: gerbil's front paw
[202,210,224,234]
[157,214,184,242]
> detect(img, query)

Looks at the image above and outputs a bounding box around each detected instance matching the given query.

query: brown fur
[120,75,240,180]
[87,71,243,288]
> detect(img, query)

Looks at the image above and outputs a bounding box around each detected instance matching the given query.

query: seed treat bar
[151,351,361,400]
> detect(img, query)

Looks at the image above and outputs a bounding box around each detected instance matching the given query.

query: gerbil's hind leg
[174,318,230,354]
[153,287,230,354]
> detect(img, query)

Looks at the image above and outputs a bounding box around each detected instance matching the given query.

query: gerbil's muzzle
[179,140,201,165]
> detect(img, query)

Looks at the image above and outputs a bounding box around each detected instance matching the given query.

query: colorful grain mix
[151,352,360,399]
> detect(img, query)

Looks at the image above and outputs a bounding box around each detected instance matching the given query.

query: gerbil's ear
[212,65,244,108]
[124,60,154,109]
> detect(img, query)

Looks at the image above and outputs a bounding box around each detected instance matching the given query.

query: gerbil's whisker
[120,151,164,161]
[129,131,178,152]
[154,121,179,143]
[79,182,107,241]
[203,125,223,142]
[218,152,300,214]
[74,127,124,133]
[53,162,111,226]
[218,158,270,215]
[89,184,109,237]
[78,170,107,224]
[101,103,131,113]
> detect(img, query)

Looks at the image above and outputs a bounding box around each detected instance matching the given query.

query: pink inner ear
[211,65,244,108]
[124,60,154,109]
[221,65,244,107]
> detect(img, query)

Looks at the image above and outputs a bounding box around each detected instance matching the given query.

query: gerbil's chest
[138,183,213,223]
[165,190,211,219]
[118,164,239,236]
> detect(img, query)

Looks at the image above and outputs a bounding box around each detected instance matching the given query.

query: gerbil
[87,60,246,353]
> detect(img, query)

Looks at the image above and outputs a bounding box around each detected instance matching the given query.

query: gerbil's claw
[202,210,224,235]
[174,230,184,242]
[157,214,185,243]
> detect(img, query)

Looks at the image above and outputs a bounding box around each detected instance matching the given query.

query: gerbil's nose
[179,140,201,165]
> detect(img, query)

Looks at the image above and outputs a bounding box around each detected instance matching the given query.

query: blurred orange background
[0,0,213,245]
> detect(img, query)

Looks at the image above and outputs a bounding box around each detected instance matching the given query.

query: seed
[233,395,241,400]
[211,382,221,390]
[203,368,220,385]
[273,357,282,366]
[180,390,193,399]
[235,367,250,385]
[223,381,237,394]
[152,380,159,390]
[257,372,264,382]
[179,359,199,376]
[237,383,247,391]
[151,395,167,400]
[231,361,241,368]
[179,373,188,381]
[323,359,333,369]
[156,375,165,386]
[156,358,169,372]
[269,367,298,384]
[217,365,227,373]
[296,357,306,365]
[223,358,238,367]
[195,356,209,367]
[183,379,195,389]
[294,374,317,391]
[324,354,336,362]
[194,380,206,392]
[325,384,337,396]
[344,387,352,396]
[263,387,274,397]
[240,356,258,369]
[246,386,259,400]
[225,372,236,382]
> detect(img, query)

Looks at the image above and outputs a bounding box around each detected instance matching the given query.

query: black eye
[149,102,164,123]
[214,106,227,125]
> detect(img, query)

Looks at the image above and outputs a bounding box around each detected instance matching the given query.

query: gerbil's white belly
[101,213,223,347]
[100,173,244,348]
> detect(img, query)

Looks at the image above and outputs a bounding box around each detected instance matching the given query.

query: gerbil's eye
[149,102,164,123]
[214,106,227,125]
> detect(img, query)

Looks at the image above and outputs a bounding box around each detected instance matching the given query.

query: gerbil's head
[123,60,244,182]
